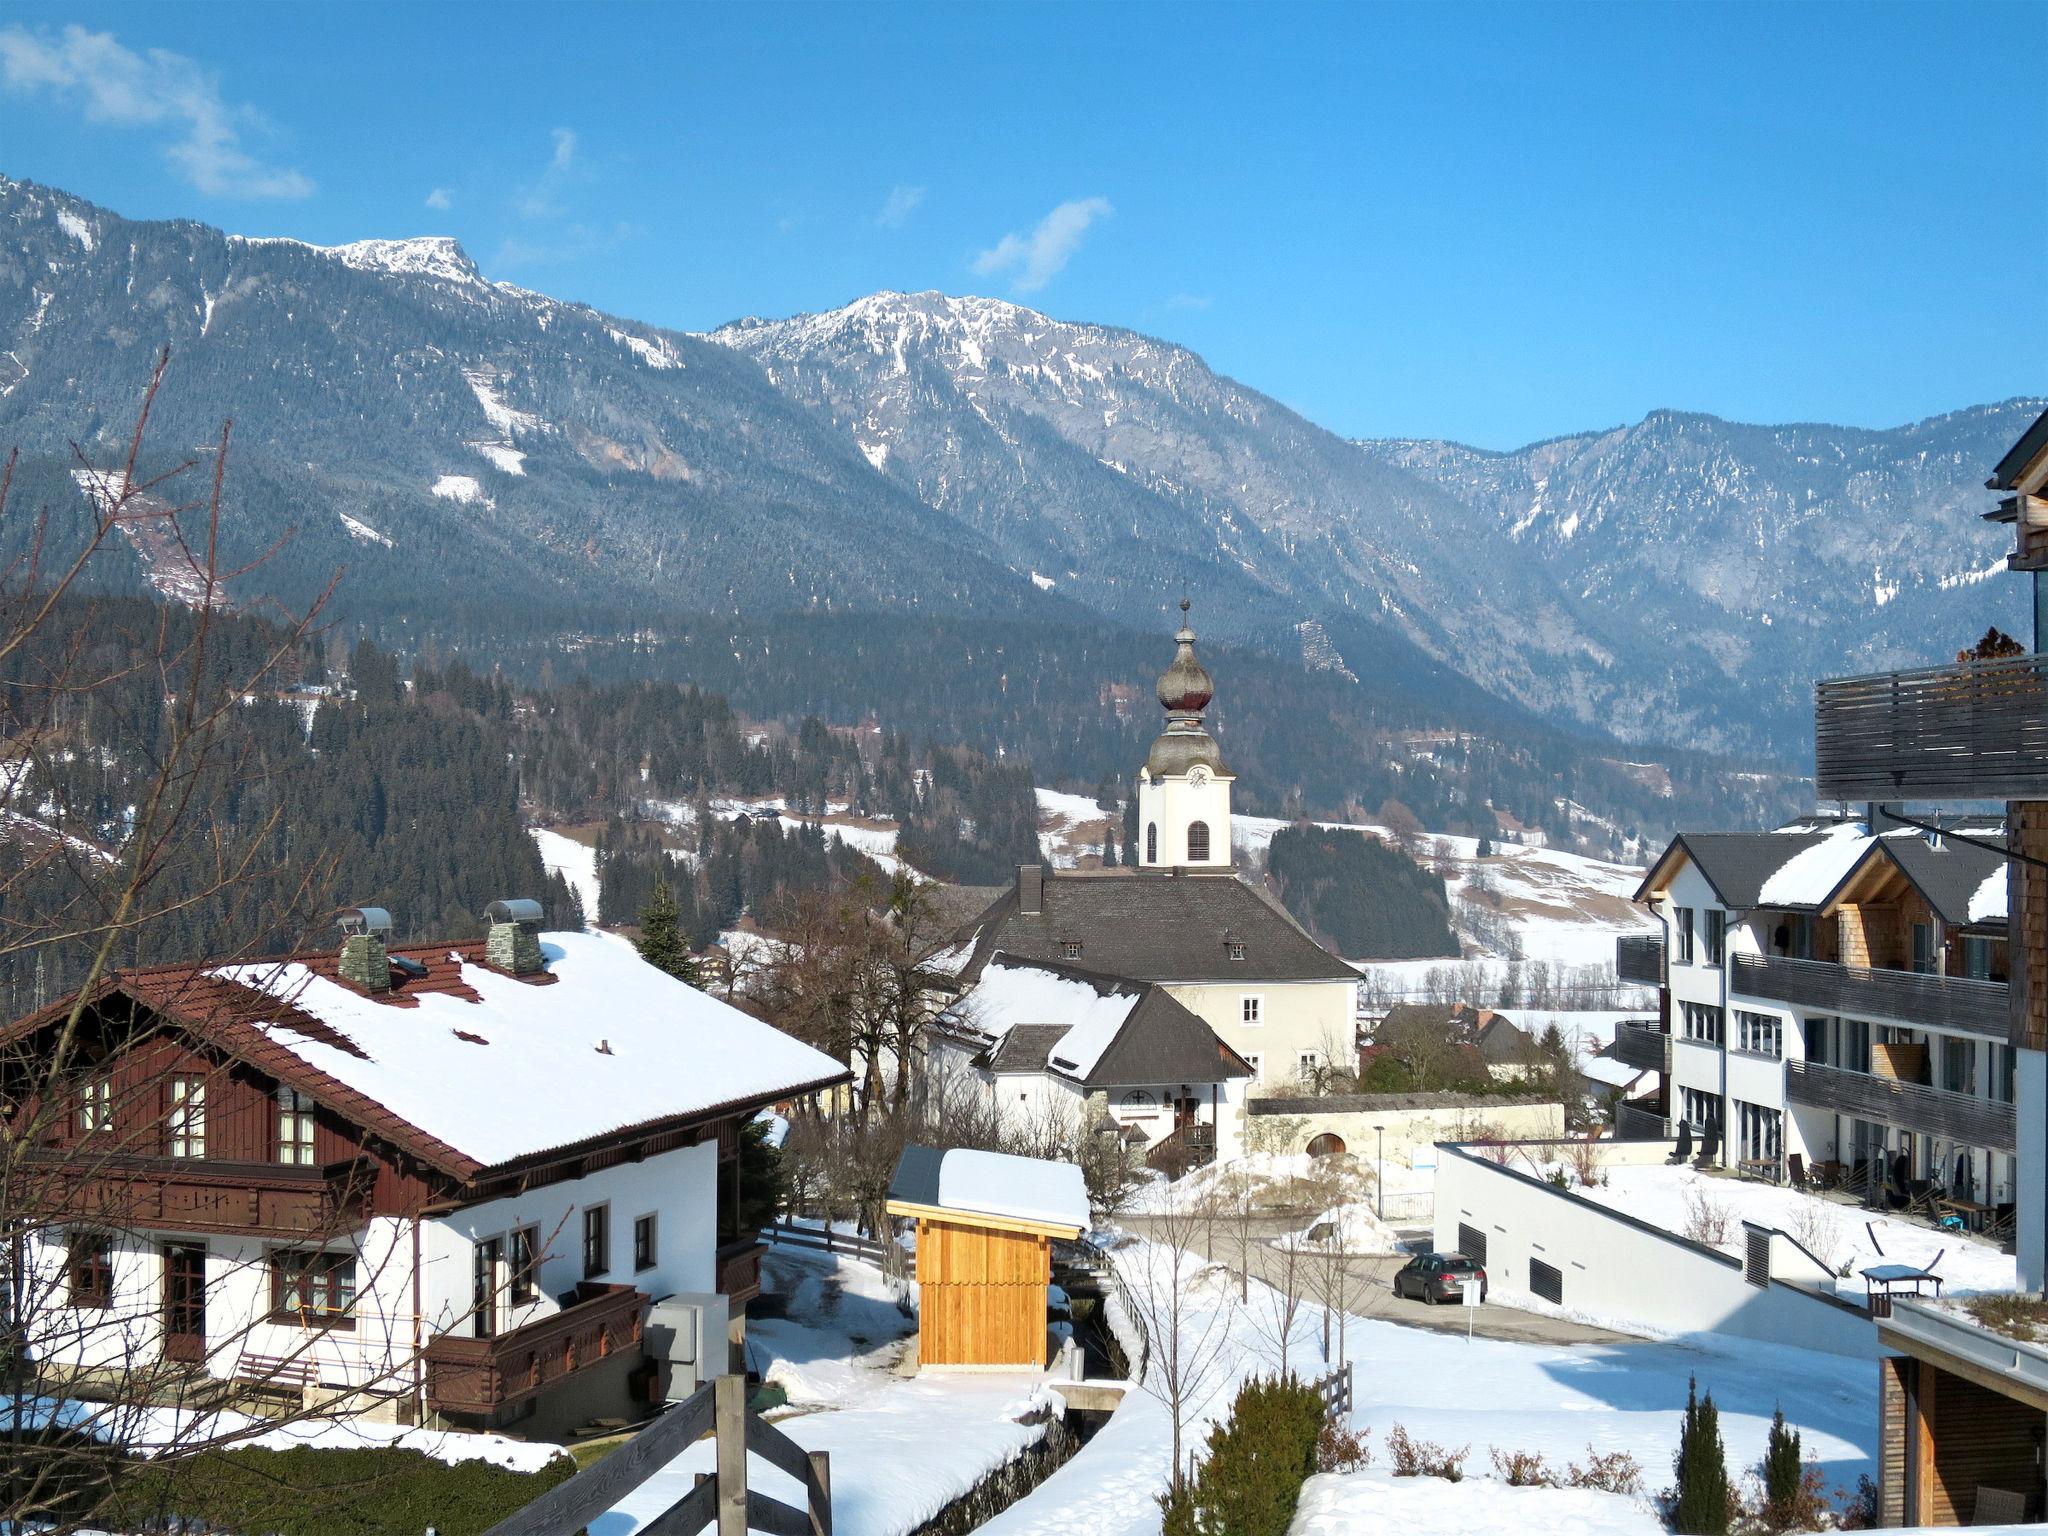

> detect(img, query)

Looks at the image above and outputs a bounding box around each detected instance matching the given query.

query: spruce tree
[635,876,697,985]
[1761,1406,1803,1527]
[1672,1375,1731,1536]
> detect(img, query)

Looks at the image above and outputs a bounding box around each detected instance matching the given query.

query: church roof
[951,868,1358,985]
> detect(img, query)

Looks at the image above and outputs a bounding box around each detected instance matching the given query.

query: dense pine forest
[1264,825,1463,960]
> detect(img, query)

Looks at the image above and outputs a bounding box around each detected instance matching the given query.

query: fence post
[715,1373,748,1536]
[807,1449,832,1536]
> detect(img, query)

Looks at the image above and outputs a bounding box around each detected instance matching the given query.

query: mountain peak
[227,232,482,286]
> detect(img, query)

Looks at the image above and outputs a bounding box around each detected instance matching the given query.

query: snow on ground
[338,511,393,548]
[431,472,491,505]
[7,1395,563,1473]
[643,795,910,877]
[1291,1469,1664,1536]
[600,1244,1054,1536]
[1289,1200,1401,1256]
[1035,786,1116,867]
[1123,1152,1370,1216]
[1562,1163,2019,1296]
[531,826,599,921]
[988,1232,1878,1536]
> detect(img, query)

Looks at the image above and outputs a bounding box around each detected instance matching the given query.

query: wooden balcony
[1613,1101,1672,1142]
[1612,1020,1673,1074]
[1615,935,1665,987]
[1785,1059,2016,1152]
[423,1282,644,1419]
[716,1238,764,1306]
[1730,953,2009,1040]
[1814,654,2048,800]
[18,1152,371,1239]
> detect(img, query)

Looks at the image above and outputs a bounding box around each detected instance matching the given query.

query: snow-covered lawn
[988,1230,1877,1536]
[1563,1162,2019,1296]
[1035,787,1116,867]
[597,1244,1054,1536]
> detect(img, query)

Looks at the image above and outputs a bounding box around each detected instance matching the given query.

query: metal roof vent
[484,897,545,976]
[336,906,393,993]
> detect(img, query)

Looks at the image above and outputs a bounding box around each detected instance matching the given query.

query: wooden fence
[761,1218,890,1267]
[481,1374,829,1536]
[1311,1361,1353,1421]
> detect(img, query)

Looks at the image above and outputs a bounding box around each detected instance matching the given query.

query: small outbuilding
[886,1145,1089,1370]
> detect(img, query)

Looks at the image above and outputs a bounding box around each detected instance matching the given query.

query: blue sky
[3,1,2041,448]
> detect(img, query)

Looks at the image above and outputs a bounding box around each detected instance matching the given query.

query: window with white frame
[166,1075,206,1159]
[1733,1010,1781,1058]
[1243,1052,1262,1084]
[1674,906,1696,964]
[76,1077,111,1137]
[1240,995,1263,1026]
[277,1086,316,1165]
[1295,1050,1322,1087]
[1681,1001,1723,1044]
[1702,909,1725,967]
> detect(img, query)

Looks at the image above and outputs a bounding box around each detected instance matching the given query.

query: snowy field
[985,1233,1879,1536]
[1125,1152,1429,1236]
[1560,1162,2020,1297]
[531,825,600,920]
[1035,787,1116,866]
[598,1244,1054,1536]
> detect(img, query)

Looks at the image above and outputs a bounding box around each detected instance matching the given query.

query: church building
[947,602,1360,1161]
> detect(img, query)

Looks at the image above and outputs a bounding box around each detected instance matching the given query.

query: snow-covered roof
[967,960,1142,1079]
[1756,823,1870,908]
[206,930,846,1172]
[1969,863,2009,925]
[1580,1056,1650,1091]
[889,1145,1089,1231]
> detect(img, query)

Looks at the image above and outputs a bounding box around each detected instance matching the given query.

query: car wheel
[1480,1285,1489,1303]
[1424,1287,1436,1305]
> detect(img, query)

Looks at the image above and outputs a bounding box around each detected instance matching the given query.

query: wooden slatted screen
[914,1218,1052,1367]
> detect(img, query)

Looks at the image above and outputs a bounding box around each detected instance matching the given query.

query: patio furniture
[1787,1153,1808,1190]
[1863,1263,1944,1318]
[1971,1487,2027,1525]
[1667,1122,1693,1165]
[1812,1158,1845,1190]
[1738,1157,1781,1184]
[1693,1126,1720,1168]
[1938,1197,1990,1234]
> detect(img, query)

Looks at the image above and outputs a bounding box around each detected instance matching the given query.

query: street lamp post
[1373,1125,1385,1222]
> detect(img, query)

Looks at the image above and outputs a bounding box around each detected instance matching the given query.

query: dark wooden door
[1173,1097,1198,1131]
[163,1244,206,1363]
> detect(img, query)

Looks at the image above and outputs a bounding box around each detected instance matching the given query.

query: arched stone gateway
[1306,1132,1347,1158]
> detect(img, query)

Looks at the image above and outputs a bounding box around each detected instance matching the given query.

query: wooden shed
[886,1145,1088,1370]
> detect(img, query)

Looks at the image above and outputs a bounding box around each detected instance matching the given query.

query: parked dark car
[1392,1251,1487,1304]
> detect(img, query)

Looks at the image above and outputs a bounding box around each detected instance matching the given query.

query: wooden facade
[2015,801,2046,1053]
[1880,1352,2046,1526]
[912,1216,1057,1368]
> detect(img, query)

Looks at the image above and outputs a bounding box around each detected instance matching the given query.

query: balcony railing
[19,1152,371,1239]
[1730,953,2009,1040]
[1785,1059,2016,1152]
[1612,1020,1673,1074]
[1613,1101,1672,1142]
[423,1281,644,1419]
[1814,654,2048,800]
[1615,934,1665,987]
[716,1237,764,1304]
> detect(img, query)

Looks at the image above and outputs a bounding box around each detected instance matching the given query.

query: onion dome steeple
[1145,600,1230,778]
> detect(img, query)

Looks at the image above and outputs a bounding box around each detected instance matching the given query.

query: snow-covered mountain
[714,291,2039,757]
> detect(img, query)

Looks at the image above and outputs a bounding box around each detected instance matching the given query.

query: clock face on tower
[1188,766,1210,787]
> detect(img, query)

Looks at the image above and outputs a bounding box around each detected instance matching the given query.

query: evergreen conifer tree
[1761,1406,1803,1526]
[1476,835,1494,858]
[635,876,697,985]
[1671,1375,1731,1535]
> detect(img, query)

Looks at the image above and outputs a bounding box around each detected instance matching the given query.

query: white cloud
[875,184,925,228]
[0,23,311,199]
[1166,292,1213,311]
[492,219,640,270]
[425,187,452,211]
[972,197,1112,293]
[513,127,578,218]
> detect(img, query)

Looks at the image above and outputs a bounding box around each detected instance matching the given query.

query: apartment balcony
[1785,1059,2016,1152]
[1612,1020,1673,1074]
[1615,934,1666,987]
[716,1237,765,1306]
[1814,653,2048,800]
[1730,953,2009,1040]
[1613,1101,1672,1142]
[19,1152,372,1239]
[423,1281,644,1419]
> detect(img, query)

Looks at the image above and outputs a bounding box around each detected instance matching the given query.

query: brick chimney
[1018,864,1044,916]
[484,898,545,976]
[336,906,394,993]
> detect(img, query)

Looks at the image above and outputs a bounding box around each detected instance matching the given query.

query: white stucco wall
[2019,1048,2046,1292]
[1136,770,1233,868]
[1432,1147,1883,1359]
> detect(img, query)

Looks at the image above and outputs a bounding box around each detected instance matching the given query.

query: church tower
[1137,600,1235,871]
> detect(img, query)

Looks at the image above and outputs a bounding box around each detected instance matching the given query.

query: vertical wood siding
[913,1218,1051,1367]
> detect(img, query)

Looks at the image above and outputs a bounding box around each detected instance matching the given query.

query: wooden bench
[1737,1158,1781,1185]
[233,1351,318,1403]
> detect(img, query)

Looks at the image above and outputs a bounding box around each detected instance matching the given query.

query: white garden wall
[1431,1144,1882,1359]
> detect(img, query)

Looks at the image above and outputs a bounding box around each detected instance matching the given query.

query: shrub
[1315,1419,1372,1474]
[1834,1473,1881,1529]
[103,1444,574,1536]
[1490,1447,1554,1487]
[1681,1186,1734,1247]
[1670,1376,1731,1535]
[1760,1406,1802,1526]
[1565,1446,1644,1496]
[1385,1424,1469,1482]
[1173,1375,1325,1536]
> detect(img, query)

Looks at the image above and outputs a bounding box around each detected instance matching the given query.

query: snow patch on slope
[431,474,491,506]
[338,512,393,549]
[55,208,94,251]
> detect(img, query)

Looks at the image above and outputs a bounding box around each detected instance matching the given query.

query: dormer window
[1061,939,1084,960]
[1228,941,1247,962]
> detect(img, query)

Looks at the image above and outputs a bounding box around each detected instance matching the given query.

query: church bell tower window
[1187,821,1210,862]
[1146,823,1158,864]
